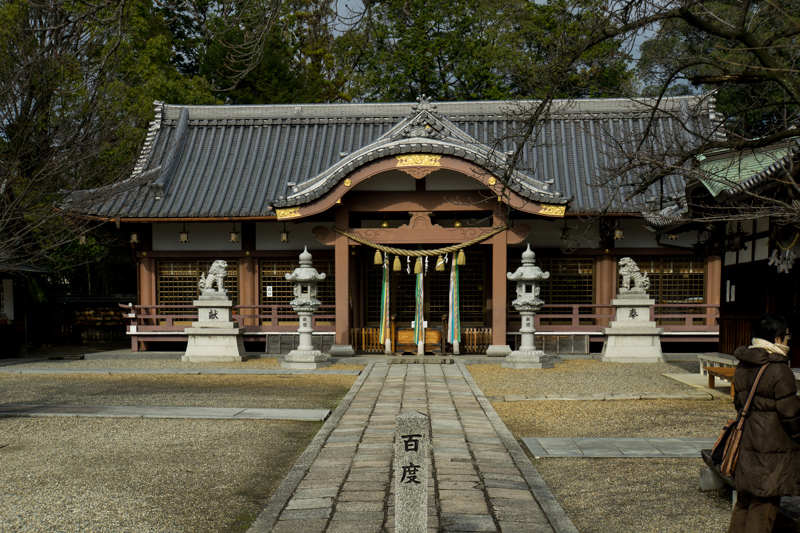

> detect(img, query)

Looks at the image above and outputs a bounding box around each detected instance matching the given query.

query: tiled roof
[696,139,800,199]
[70,96,716,218]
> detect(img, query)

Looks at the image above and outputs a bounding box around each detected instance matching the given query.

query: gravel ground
[1,354,737,533]
[0,360,359,533]
[0,372,357,409]
[468,359,735,533]
[468,359,701,396]
[2,417,321,533]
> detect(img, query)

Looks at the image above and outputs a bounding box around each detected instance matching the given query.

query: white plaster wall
[513,218,701,252]
[754,218,770,261]
[739,240,752,263]
[426,169,487,190]
[754,238,769,261]
[153,223,243,251]
[351,170,416,191]
[256,222,328,251]
[614,223,657,248]
[351,168,490,192]
[516,218,599,249]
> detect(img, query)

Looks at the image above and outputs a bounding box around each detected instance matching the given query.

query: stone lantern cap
[507,245,550,283]
[285,247,327,284]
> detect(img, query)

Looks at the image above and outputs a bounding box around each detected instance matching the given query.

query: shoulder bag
[711,363,770,476]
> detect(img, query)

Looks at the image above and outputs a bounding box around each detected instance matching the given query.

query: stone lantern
[503,245,554,369]
[282,247,330,369]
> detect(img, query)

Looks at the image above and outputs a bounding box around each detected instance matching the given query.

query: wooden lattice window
[259,259,335,325]
[156,260,239,310]
[507,257,596,326]
[366,251,485,325]
[627,257,706,325]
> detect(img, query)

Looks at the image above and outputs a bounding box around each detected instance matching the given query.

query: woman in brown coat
[729,314,800,533]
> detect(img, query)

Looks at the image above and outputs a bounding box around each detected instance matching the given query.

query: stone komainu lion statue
[199,260,228,292]
[619,257,650,291]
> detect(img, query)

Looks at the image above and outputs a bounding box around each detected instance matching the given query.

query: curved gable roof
[277,97,560,208]
[68,95,715,219]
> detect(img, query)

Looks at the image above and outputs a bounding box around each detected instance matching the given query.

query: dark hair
[752,314,788,342]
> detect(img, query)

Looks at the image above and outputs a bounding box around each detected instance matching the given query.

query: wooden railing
[120,301,719,352]
[120,303,336,334]
[506,303,719,333]
[352,325,492,355]
[353,327,384,354]
[462,327,492,353]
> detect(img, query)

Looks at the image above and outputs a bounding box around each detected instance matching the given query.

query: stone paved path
[248,362,577,533]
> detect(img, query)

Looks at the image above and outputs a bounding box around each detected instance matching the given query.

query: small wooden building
[649,139,800,365]
[69,96,722,354]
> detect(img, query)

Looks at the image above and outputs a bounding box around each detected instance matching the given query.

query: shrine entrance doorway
[362,250,487,354]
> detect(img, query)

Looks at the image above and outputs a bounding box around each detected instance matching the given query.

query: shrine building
[68,96,722,356]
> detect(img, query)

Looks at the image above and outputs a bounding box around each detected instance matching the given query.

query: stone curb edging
[0,368,361,375]
[0,404,331,421]
[456,362,580,533]
[245,362,376,533]
[488,391,716,402]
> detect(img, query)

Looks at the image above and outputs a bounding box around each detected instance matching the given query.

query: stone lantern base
[281,308,331,369]
[502,349,554,369]
[485,345,512,357]
[282,349,331,369]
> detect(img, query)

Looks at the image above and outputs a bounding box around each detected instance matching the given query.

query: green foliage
[636,0,800,141]
[339,0,634,102]
[506,0,635,99]
[0,0,218,275]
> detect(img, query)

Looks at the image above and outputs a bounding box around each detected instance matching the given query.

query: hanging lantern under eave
[230,231,240,243]
[179,225,190,243]
[129,232,140,244]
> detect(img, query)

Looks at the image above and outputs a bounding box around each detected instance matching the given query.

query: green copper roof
[697,141,795,197]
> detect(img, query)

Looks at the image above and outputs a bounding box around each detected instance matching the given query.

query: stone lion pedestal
[600,258,664,363]
[182,261,245,363]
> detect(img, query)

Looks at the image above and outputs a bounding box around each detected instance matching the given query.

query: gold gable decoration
[396,154,442,167]
[539,204,566,217]
[276,207,301,219]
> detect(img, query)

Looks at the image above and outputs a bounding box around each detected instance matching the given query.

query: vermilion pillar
[331,205,355,356]
[706,255,722,326]
[596,254,616,327]
[486,207,511,357]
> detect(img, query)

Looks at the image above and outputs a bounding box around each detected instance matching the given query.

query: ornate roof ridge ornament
[412,94,438,114]
[392,95,448,141]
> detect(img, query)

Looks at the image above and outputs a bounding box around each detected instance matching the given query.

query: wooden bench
[700,450,800,532]
[704,366,736,396]
[395,327,443,355]
[698,352,737,375]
